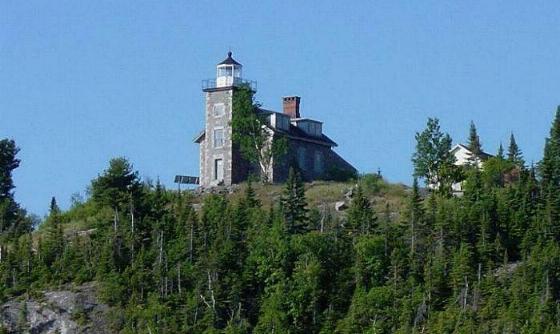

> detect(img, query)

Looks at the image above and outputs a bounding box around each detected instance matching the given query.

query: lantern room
[216,51,242,88]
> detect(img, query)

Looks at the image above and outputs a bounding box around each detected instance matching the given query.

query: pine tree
[497,143,505,159]
[467,121,482,157]
[42,197,64,269]
[346,185,377,236]
[406,178,425,277]
[0,139,24,237]
[49,197,60,214]
[281,168,308,233]
[539,107,560,192]
[507,133,524,167]
[91,157,142,233]
[538,107,560,240]
[243,179,261,209]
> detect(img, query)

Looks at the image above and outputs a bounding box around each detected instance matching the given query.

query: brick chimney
[283,96,301,118]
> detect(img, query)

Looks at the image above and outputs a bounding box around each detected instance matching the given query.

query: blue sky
[2,1,560,216]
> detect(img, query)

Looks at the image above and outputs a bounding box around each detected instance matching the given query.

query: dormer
[291,118,323,137]
[216,52,242,88]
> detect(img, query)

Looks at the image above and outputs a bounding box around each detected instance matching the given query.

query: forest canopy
[2,108,560,333]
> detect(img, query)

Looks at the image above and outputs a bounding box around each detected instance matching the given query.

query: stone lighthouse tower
[194,52,256,187]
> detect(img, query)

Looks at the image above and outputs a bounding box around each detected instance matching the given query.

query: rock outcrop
[0,282,112,334]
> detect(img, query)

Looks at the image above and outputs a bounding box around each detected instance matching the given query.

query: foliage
[507,133,525,167]
[281,167,308,233]
[231,85,287,183]
[324,166,357,182]
[0,139,29,238]
[3,111,560,333]
[467,120,482,157]
[412,118,459,195]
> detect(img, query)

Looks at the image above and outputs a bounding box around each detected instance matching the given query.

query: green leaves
[412,118,458,195]
[231,86,287,183]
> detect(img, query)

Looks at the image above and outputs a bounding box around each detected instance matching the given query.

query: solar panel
[174,175,199,185]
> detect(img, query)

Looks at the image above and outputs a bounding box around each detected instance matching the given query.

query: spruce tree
[467,121,482,157]
[539,107,560,191]
[0,139,23,236]
[243,179,261,209]
[42,197,64,268]
[539,107,560,240]
[406,178,425,276]
[346,185,377,236]
[49,197,60,215]
[497,143,505,160]
[281,168,308,233]
[507,133,524,167]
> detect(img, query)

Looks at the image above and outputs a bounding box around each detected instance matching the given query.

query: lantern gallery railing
[202,79,257,91]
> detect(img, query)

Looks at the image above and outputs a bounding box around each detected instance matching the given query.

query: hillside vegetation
[2,108,560,333]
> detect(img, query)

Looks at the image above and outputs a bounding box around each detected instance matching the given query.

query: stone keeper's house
[194,52,356,187]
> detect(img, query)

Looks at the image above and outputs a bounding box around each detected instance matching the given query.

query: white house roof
[451,143,493,159]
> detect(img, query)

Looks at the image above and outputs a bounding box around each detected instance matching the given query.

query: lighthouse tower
[195,52,255,187]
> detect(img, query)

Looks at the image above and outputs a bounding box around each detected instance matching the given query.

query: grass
[52,175,412,235]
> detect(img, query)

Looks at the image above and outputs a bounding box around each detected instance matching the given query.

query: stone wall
[200,88,233,187]
[272,138,357,182]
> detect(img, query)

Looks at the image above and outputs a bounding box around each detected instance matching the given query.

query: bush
[324,167,357,182]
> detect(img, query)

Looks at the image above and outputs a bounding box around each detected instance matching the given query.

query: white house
[450,144,493,193]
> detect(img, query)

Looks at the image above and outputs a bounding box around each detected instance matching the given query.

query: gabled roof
[257,109,337,147]
[451,143,493,159]
[218,52,241,66]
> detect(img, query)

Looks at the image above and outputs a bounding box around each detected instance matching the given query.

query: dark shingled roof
[256,108,337,147]
[218,52,241,66]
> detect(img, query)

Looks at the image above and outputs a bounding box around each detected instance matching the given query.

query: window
[314,151,323,173]
[297,147,307,169]
[213,103,225,117]
[214,159,224,181]
[218,66,233,77]
[213,128,224,148]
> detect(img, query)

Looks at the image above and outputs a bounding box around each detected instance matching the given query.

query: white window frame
[214,158,224,181]
[213,127,224,148]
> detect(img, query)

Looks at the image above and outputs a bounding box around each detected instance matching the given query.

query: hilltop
[2,108,560,333]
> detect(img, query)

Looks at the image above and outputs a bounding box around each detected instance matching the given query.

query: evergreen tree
[539,107,560,192]
[346,185,377,236]
[467,121,482,157]
[281,168,308,233]
[41,197,64,269]
[507,133,524,167]
[497,143,505,159]
[539,107,560,240]
[406,179,425,277]
[243,179,261,209]
[49,197,60,215]
[0,139,25,237]
[90,157,141,233]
